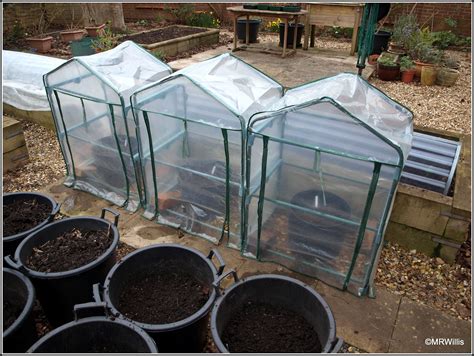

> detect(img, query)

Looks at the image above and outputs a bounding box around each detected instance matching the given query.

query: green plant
[265,18,281,32]
[406,27,440,63]
[391,14,419,48]
[444,17,457,29]
[135,19,149,27]
[327,26,353,39]
[165,4,194,25]
[91,22,119,51]
[431,31,458,49]
[7,21,25,42]
[377,53,398,67]
[187,12,220,28]
[152,49,166,61]
[399,56,415,71]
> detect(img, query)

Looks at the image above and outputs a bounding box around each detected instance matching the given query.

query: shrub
[165,4,194,25]
[391,14,419,48]
[152,49,166,61]
[265,18,281,32]
[377,53,398,67]
[187,12,220,28]
[399,56,415,71]
[91,23,119,52]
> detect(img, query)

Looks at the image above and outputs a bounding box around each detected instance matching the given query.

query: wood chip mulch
[375,241,471,321]
[370,50,471,134]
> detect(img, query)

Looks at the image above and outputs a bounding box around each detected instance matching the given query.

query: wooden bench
[3,116,29,172]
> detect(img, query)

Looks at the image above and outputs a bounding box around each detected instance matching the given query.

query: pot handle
[51,202,61,217]
[4,255,27,273]
[207,249,225,276]
[100,208,120,227]
[92,283,104,303]
[212,269,238,295]
[329,337,344,353]
[74,302,109,320]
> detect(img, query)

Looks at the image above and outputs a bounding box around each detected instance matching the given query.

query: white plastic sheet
[3,50,65,111]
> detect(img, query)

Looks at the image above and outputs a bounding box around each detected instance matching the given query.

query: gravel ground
[375,241,471,321]
[370,50,472,134]
[3,118,65,193]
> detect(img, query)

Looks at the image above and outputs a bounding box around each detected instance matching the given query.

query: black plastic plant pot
[94,244,226,352]
[279,23,305,48]
[282,5,301,12]
[5,208,120,327]
[243,4,258,10]
[28,302,158,353]
[372,30,392,55]
[3,268,37,353]
[178,160,239,213]
[237,19,262,43]
[211,273,343,353]
[3,192,60,258]
[288,189,352,258]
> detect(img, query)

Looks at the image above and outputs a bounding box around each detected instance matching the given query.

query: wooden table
[227,6,308,58]
[303,3,364,55]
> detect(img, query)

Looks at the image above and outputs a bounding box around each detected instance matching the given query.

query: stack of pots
[3,192,342,353]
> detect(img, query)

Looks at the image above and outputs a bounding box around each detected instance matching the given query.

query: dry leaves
[375,241,471,321]
[370,50,471,134]
[3,118,66,193]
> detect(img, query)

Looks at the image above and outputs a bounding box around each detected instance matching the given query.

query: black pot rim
[210,274,337,353]
[237,19,262,24]
[3,268,36,338]
[12,216,119,279]
[102,244,219,332]
[3,192,59,243]
[27,316,158,353]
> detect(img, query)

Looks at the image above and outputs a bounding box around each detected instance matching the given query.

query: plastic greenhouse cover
[254,73,414,160]
[162,53,284,122]
[3,50,65,111]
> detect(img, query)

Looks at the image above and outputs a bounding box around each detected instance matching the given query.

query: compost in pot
[25,227,113,273]
[117,260,210,324]
[3,198,50,236]
[222,300,322,353]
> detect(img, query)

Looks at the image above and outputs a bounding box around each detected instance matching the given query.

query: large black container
[211,273,343,353]
[28,302,158,353]
[372,30,392,55]
[288,189,352,258]
[3,192,60,257]
[3,268,37,352]
[5,208,120,327]
[279,23,304,48]
[94,244,226,352]
[237,19,261,43]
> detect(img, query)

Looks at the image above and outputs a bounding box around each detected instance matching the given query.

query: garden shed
[44,41,172,211]
[131,53,283,245]
[244,73,414,296]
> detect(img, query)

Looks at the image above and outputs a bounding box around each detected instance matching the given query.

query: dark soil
[118,262,209,324]
[221,300,322,353]
[3,301,23,331]
[3,198,51,236]
[25,227,113,273]
[121,26,207,44]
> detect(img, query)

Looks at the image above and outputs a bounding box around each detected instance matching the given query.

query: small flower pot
[421,65,437,86]
[377,63,400,81]
[60,30,84,43]
[85,24,106,37]
[368,54,379,65]
[401,69,415,83]
[26,36,53,53]
[436,68,460,87]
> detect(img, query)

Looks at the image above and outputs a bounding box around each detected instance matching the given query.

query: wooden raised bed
[3,117,29,172]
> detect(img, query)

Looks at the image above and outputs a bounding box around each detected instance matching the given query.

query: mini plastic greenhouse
[44,41,172,210]
[131,54,283,244]
[244,73,413,296]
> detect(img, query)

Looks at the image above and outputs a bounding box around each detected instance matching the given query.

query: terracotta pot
[26,36,53,53]
[377,63,400,81]
[436,68,460,87]
[368,54,379,66]
[421,66,437,86]
[414,60,434,79]
[60,30,84,42]
[401,69,415,83]
[85,24,106,37]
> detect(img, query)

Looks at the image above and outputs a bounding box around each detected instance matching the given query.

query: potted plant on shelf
[436,55,461,87]
[389,14,419,55]
[400,56,416,83]
[25,7,57,53]
[377,52,400,81]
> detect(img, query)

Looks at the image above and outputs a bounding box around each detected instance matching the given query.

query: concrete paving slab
[313,283,401,353]
[389,297,471,353]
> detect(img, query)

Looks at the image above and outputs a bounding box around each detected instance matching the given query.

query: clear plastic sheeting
[3,50,65,111]
[131,53,283,245]
[44,41,172,211]
[244,75,413,297]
